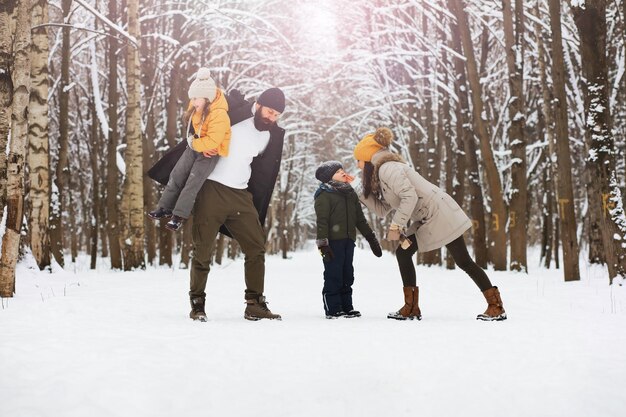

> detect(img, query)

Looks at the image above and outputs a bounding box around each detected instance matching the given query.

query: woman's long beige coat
[360,150,471,252]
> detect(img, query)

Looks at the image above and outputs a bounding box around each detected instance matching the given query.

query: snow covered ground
[1,243,625,417]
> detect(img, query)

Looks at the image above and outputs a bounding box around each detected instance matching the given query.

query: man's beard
[253,109,274,131]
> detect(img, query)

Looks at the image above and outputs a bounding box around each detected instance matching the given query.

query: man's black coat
[146,90,285,231]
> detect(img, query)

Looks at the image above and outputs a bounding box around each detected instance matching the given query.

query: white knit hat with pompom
[188,68,217,101]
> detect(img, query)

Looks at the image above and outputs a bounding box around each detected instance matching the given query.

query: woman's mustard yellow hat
[353,127,394,161]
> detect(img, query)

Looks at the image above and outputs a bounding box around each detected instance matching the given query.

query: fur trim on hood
[371,151,406,195]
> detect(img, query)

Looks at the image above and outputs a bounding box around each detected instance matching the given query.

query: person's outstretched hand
[386,223,401,241]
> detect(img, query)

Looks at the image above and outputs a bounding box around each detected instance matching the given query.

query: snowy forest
[1,0,626,296]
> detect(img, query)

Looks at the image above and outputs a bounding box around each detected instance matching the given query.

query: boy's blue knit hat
[315,161,343,183]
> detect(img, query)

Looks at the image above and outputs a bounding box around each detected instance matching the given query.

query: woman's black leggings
[395,234,493,292]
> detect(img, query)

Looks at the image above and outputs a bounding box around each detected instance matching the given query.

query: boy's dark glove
[318,245,334,262]
[365,233,383,257]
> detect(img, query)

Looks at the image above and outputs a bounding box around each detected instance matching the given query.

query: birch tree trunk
[451,0,508,270]
[27,0,50,270]
[0,0,30,296]
[119,0,145,270]
[572,0,626,283]
[106,0,122,269]
[548,0,580,281]
[503,0,528,272]
[0,0,14,217]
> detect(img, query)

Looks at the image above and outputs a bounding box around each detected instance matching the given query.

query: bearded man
[188,87,286,321]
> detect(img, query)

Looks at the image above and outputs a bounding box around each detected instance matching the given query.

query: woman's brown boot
[476,286,507,321]
[387,286,422,320]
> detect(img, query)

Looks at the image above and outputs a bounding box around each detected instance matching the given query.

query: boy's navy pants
[322,238,355,315]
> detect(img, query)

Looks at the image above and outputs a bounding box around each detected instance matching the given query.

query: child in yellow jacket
[148,68,231,230]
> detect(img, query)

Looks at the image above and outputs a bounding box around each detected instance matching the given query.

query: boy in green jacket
[314,161,382,319]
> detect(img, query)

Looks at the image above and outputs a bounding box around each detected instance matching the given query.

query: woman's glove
[386,223,402,241]
[364,233,382,257]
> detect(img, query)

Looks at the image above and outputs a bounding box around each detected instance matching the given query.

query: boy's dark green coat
[314,184,373,242]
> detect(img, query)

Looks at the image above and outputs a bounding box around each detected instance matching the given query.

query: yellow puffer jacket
[188,89,231,156]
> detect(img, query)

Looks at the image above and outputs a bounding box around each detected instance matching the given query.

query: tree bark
[450,12,487,268]
[535,0,558,269]
[140,30,157,265]
[89,98,99,270]
[451,0,504,268]
[106,0,122,269]
[0,0,14,217]
[548,0,580,281]
[572,0,626,283]
[50,0,73,268]
[159,224,172,266]
[27,0,50,270]
[503,0,528,272]
[159,11,184,265]
[421,13,441,266]
[0,0,30,296]
[119,0,145,270]
[181,216,193,268]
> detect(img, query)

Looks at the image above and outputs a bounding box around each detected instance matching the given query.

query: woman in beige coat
[353,127,506,321]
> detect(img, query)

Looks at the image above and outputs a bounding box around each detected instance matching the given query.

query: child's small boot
[343,310,361,318]
[165,215,185,231]
[147,207,172,220]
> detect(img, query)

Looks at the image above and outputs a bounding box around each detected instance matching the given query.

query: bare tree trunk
[548,0,580,281]
[0,0,29,296]
[541,165,554,268]
[503,0,528,272]
[214,233,225,265]
[89,99,99,270]
[573,0,626,283]
[141,33,157,265]
[450,13,487,268]
[50,0,72,268]
[26,0,50,270]
[69,172,78,263]
[119,0,145,270]
[421,14,441,266]
[106,0,122,269]
[450,0,494,268]
[159,224,172,266]
[440,42,456,270]
[181,216,193,268]
[0,1,13,217]
[159,13,184,265]
[535,0,558,269]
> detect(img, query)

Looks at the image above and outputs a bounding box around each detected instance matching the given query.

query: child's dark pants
[322,238,356,315]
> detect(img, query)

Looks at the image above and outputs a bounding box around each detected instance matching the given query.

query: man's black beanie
[257,87,286,113]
